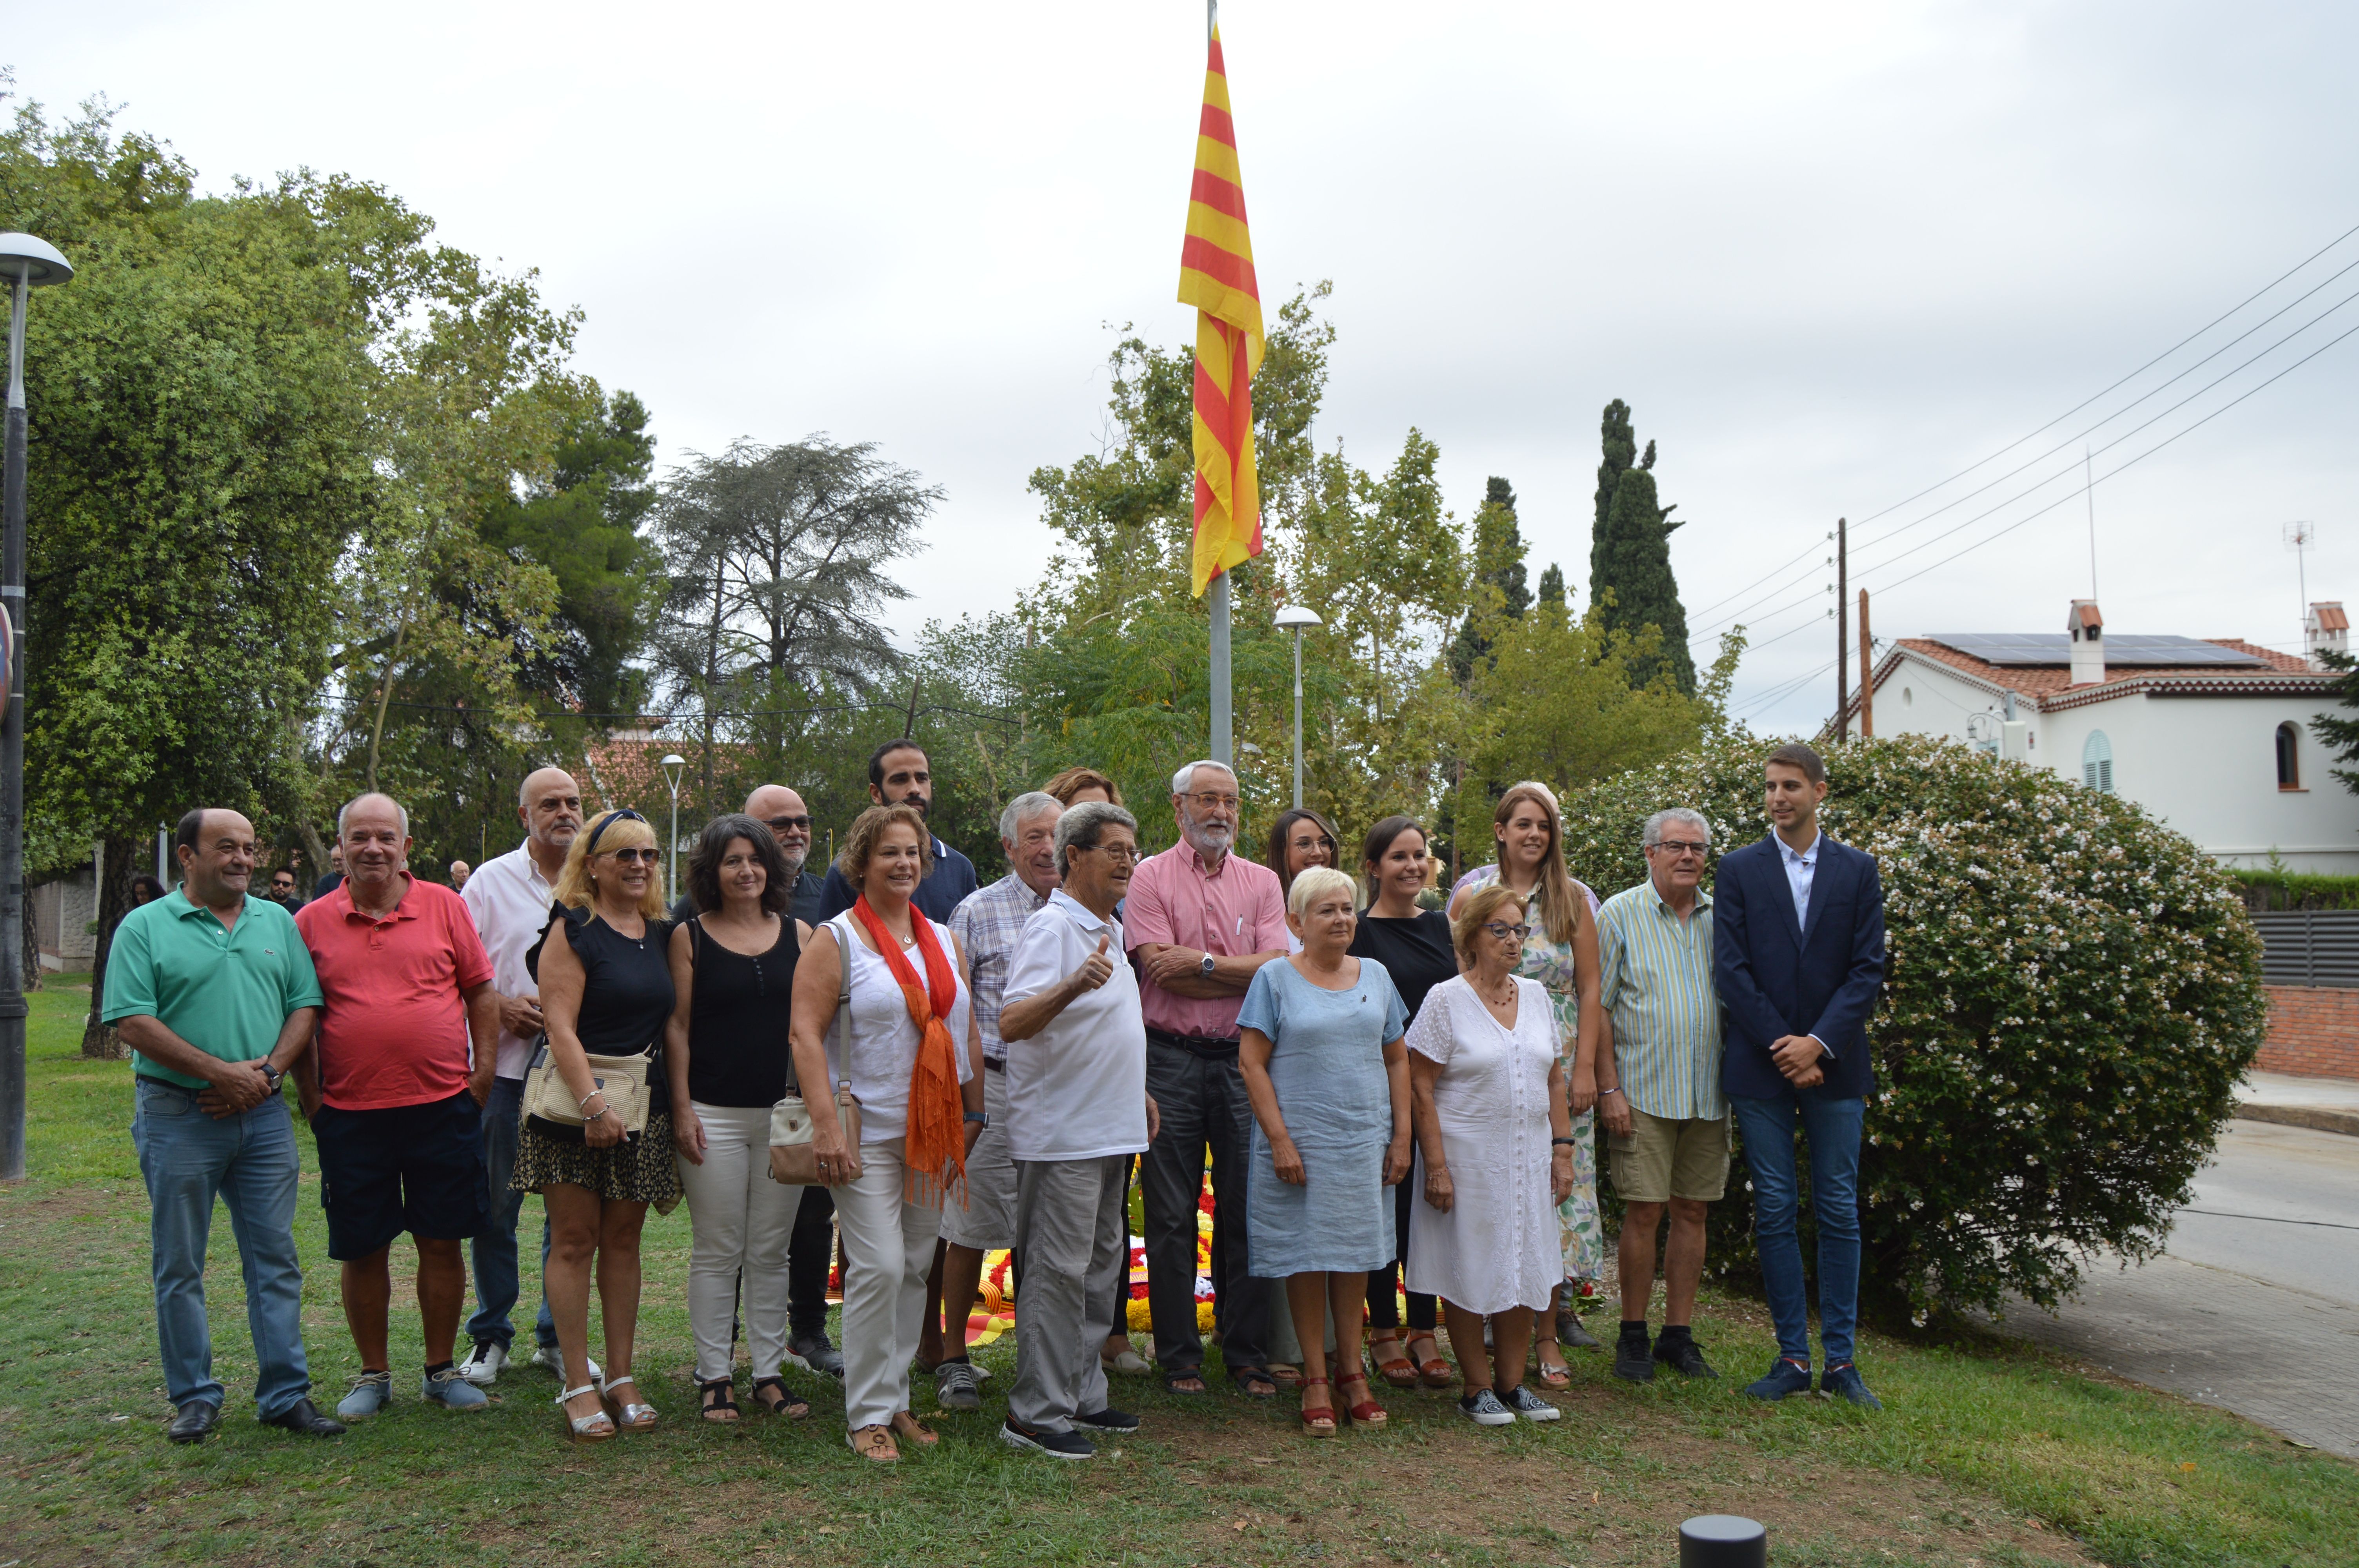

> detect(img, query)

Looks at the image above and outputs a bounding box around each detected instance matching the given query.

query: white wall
[1855,653,2359,873]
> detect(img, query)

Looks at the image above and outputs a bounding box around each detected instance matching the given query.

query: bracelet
[1598,1087,1624,1098]
[576,1087,606,1110]
[963,1111,989,1126]
[1551,1136,1579,1147]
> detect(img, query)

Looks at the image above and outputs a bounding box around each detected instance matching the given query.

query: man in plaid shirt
[923,790,1065,1410]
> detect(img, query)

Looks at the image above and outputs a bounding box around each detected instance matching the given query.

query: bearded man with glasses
[1123,760,1289,1397]
[670,784,825,927]
[1592,806,1730,1385]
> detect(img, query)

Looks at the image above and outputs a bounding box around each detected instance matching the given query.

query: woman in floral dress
[1448,781,1606,1383]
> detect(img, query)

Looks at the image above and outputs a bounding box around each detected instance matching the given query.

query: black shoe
[166,1400,220,1444]
[999,1418,1095,1459]
[1612,1334,1655,1383]
[261,1397,347,1438]
[1654,1335,1719,1380]
[1073,1405,1140,1431]
[1556,1310,1603,1350]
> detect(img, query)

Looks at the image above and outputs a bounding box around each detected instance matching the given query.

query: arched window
[2278,722,2302,789]
[2081,730,2114,794]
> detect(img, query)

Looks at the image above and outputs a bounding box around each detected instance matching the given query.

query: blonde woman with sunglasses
[512,809,680,1441]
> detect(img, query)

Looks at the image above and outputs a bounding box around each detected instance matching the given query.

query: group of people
[114,735,1886,1457]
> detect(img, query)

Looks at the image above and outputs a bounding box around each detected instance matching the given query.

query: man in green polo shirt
[107,807,344,1444]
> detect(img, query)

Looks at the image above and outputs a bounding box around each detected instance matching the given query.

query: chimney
[2067,599,2105,686]
[2306,601,2349,668]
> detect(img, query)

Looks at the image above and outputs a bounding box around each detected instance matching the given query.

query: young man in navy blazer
[1712,743,1886,1408]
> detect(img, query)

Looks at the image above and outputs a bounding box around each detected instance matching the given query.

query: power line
[1846,218,2359,531]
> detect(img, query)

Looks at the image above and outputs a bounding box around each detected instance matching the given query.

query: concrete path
[2238,1068,2359,1136]
[1991,1116,2359,1457]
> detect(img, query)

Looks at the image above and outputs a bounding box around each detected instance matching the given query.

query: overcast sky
[14,1,2359,735]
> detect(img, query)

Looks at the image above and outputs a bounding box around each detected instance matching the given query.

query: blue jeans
[1731,1088,1865,1368]
[132,1076,313,1417]
[465,1076,557,1353]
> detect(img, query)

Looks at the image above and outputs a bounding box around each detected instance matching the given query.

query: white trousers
[835,1140,944,1432]
[676,1102,805,1384]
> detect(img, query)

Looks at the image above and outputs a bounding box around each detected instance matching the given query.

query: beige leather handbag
[769,926,860,1185]
[521,1037,651,1136]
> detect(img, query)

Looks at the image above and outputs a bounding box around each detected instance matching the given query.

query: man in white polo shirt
[994,800,1158,1460]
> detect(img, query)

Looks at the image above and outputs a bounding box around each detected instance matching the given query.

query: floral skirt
[513,1112,683,1215]
[1556,1105,1603,1285]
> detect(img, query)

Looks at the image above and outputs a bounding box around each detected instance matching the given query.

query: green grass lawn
[3,982,2353,1567]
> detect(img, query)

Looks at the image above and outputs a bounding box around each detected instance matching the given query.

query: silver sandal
[604,1374,658,1431]
[555,1383,615,1442]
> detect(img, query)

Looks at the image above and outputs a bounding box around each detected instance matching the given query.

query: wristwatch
[260,1063,285,1094]
[1198,953,1217,978]
[964,1111,990,1127]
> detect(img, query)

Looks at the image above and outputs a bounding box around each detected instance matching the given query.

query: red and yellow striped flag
[1179,18,1265,597]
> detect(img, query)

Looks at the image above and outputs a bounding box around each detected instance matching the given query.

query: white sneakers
[458,1341,508,1387]
[527,1344,602,1385]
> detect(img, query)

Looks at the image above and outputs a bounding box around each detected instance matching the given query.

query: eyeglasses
[765,815,813,833]
[602,847,662,864]
[1651,840,1709,858]
[1483,921,1532,941]
[1081,843,1141,863]
[1291,835,1338,853]
[1185,793,1241,813]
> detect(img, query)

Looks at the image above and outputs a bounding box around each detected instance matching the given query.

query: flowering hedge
[1559,734,2268,1321]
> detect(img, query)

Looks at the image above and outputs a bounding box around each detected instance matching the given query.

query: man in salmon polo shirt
[1125,759,1287,1397]
[293,792,502,1421]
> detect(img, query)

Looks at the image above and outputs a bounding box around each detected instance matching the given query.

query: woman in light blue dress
[1238,867,1410,1437]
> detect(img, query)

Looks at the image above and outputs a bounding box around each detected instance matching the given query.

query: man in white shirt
[455,768,585,1386]
[994,800,1159,1460]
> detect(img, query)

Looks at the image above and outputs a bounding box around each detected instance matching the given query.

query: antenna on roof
[2286,521,2317,650]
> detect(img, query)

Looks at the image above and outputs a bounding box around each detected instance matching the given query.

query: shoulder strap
[830,914,855,1092]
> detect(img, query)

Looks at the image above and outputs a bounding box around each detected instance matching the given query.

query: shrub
[1559,733,2268,1322]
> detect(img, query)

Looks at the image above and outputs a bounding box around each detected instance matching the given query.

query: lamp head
[0,234,72,288]
[1274,604,1324,632]
[660,753,686,791]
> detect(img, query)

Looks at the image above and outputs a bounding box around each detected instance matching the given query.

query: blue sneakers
[336,1370,392,1421]
[423,1365,490,1411]
[1743,1357,1814,1401]
[1819,1363,1883,1410]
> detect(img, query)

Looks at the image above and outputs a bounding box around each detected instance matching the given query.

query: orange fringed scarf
[851,894,966,1204]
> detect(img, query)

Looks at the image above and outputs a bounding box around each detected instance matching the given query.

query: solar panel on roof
[1923,633,2270,668]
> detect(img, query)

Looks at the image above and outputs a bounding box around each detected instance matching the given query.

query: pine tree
[1537,562,1566,608]
[1589,401,1695,693]
[1448,476,1531,683]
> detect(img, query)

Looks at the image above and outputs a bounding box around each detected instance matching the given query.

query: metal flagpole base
[1679,1515,1767,1568]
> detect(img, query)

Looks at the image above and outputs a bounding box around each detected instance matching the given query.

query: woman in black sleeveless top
[513,810,677,1441]
[1347,816,1460,1391]
[662,815,812,1423]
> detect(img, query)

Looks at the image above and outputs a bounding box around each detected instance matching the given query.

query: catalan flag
[1179,17,1265,597]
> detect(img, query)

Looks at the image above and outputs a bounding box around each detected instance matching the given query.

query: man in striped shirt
[1593,806,1727,1385]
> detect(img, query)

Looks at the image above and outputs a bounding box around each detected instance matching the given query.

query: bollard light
[1679,1514,1767,1568]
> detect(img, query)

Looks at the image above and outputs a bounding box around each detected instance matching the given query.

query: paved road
[1994,1118,2359,1457]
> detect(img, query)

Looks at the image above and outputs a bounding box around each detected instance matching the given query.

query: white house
[1834,599,2359,873]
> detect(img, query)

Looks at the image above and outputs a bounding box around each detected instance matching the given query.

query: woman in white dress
[1405,882,1578,1426]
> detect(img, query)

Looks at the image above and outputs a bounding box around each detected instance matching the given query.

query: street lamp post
[0,232,71,1185]
[1274,604,1323,811]
[659,753,687,908]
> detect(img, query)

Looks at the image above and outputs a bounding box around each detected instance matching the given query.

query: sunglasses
[765,815,813,833]
[601,847,662,864]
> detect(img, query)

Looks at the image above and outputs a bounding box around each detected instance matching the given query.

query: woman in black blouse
[516,809,678,1441]
[1347,815,1458,1390]
[664,815,813,1424]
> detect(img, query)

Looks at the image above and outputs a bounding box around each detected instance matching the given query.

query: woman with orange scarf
[790,805,986,1463]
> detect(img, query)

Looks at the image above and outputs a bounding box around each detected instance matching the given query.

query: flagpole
[1210,572,1232,766]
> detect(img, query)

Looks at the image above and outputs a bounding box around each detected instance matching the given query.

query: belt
[983,1056,1005,1073]
[1147,1027,1239,1058]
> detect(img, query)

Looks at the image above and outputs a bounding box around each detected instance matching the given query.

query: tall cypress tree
[1536,562,1566,609]
[1449,476,1531,683]
[1589,402,1695,693]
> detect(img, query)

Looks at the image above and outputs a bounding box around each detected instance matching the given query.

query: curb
[2235,1103,2359,1138]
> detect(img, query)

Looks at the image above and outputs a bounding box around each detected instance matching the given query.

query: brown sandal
[889,1410,939,1447]
[1367,1338,1418,1390]
[848,1424,899,1463]
[1407,1334,1453,1388]
[1337,1369,1388,1427]
[1298,1376,1337,1437]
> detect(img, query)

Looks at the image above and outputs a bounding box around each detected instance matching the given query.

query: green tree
[2306,649,2359,795]
[1447,477,1530,683]
[1537,562,1567,608]
[1589,400,1695,694]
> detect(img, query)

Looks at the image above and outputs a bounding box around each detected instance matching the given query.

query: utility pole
[1834,517,1848,732]
[1857,589,1874,738]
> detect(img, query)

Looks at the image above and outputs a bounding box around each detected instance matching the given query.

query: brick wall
[2259,984,2359,1079]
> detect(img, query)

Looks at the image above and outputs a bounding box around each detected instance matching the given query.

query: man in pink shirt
[293,793,502,1421]
[1124,759,1287,1396]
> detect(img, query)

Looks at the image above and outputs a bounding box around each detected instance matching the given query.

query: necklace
[1480,974,1517,1008]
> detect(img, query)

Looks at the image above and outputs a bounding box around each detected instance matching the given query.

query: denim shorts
[314,1090,490,1260]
